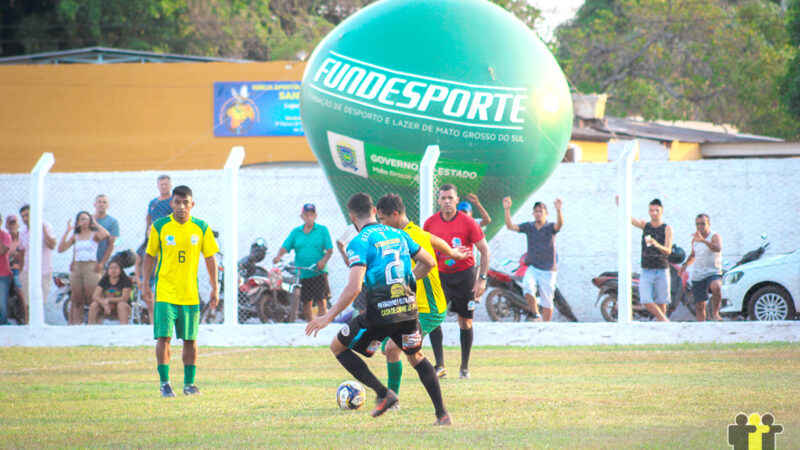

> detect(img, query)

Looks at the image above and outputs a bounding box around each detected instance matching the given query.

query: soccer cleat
[434,413,453,426]
[434,365,447,378]
[459,368,471,379]
[370,390,398,418]
[160,383,176,398]
[387,401,401,412]
[183,385,202,395]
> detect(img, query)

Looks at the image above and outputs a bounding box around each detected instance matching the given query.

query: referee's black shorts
[439,266,477,319]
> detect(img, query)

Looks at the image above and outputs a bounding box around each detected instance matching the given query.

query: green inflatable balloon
[301,0,572,240]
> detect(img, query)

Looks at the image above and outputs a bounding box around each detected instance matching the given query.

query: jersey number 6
[178,251,186,263]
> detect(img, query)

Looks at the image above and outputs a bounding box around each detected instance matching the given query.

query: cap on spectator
[5,215,17,225]
[457,201,472,213]
[302,203,316,213]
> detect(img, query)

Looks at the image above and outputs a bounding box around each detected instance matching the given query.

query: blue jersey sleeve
[346,235,368,267]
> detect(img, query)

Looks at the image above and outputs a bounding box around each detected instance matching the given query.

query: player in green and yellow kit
[375,194,469,406]
[142,185,219,397]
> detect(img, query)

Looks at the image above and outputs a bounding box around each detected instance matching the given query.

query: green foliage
[557,0,799,139]
[780,0,800,121]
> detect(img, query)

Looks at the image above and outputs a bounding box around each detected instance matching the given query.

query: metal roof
[573,117,783,144]
[0,46,253,65]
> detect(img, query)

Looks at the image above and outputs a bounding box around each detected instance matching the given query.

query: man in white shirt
[18,205,57,316]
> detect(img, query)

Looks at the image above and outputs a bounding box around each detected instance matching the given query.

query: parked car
[720,249,799,321]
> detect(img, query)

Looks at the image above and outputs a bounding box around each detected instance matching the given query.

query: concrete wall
[2,157,798,324]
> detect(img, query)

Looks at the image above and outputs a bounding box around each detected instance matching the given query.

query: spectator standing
[679,214,723,322]
[18,205,57,320]
[5,215,25,323]
[94,194,120,271]
[89,260,133,325]
[456,193,492,228]
[424,184,490,380]
[629,198,673,322]
[57,211,110,325]
[272,204,333,322]
[0,214,12,325]
[147,175,173,228]
[502,197,564,321]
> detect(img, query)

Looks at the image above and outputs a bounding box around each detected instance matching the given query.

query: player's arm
[410,247,435,281]
[205,254,219,310]
[305,265,366,337]
[429,234,470,260]
[502,197,520,232]
[474,237,491,298]
[142,254,155,304]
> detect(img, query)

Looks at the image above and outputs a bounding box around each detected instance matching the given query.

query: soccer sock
[157,364,169,384]
[460,327,473,370]
[413,357,447,418]
[429,326,445,367]
[184,365,197,386]
[336,350,388,398]
[386,360,403,395]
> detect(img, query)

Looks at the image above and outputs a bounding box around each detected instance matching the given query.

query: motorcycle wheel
[200,299,224,324]
[258,290,297,323]
[553,288,578,322]
[485,289,521,322]
[599,293,618,322]
[747,286,795,321]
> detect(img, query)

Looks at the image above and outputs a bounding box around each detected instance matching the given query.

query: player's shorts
[300,274,331,304]
[153,302,199,341]
[337,314,422,358]
[439,266,477,319]
[381,310,444,353]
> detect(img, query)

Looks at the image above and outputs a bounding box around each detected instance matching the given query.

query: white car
[720,249,800,321]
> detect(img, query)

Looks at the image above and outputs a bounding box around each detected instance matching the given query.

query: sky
[529,0,586,41]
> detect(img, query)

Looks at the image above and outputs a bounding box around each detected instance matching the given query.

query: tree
[556,0,798,139]
[780,0,800,121]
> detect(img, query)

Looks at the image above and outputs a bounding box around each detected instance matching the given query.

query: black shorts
[300,274,331,304]
[439,266,477,319]
[336,314,422,358]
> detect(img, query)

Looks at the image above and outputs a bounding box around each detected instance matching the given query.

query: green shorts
[153,302,199,341]
[381,311,445,352]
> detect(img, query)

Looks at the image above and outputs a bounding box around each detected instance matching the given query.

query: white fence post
[419,145,440,222]
[617,140,638,324]
[27,153,55,328]
[223,146,245,326]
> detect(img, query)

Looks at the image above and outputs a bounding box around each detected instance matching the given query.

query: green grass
[1,343,798,448]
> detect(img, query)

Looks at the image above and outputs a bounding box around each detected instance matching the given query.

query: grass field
[1,343,798,448]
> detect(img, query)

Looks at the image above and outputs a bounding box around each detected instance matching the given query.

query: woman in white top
[58,211,109,325]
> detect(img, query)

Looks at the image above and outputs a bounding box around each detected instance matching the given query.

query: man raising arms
[424,184,490,379]
[306,193,450,425]
[375,193,469,406]
[142,186,219,397]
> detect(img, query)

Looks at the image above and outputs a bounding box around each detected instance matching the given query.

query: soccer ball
[336,381,366,410]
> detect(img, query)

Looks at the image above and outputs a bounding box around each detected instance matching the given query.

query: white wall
[2,158,798,324]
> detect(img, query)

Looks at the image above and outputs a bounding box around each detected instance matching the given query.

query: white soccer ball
[336,381,366,410]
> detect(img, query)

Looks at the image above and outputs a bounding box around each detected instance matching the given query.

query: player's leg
[333,315,396,416]
[397,322,450,425]
[431,272,459,378]
[383,339,403,395]
[177,305,201,395]
[453,267,476,379]
[154,301,177,396]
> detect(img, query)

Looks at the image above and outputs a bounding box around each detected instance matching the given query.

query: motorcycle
[592,245,700,321]
[485,254,578,322]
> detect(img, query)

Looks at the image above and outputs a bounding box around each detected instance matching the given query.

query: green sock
[157,364,169,384]
[387,360,403,395]
[184,365,197,386]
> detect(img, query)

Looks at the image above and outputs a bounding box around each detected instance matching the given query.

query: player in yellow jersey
[375,194,470,406]
[142,186,219,397]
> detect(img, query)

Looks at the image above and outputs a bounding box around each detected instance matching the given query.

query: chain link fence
[2,153,799,326]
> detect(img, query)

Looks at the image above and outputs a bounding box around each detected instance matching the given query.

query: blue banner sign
[214,81,303,136]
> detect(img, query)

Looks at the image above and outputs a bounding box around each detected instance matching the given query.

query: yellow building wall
[669,141,702,161]
[571,140,608,162]
[0,61,312,173]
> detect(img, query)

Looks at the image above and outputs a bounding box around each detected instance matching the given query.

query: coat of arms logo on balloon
[301,0,573,240]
